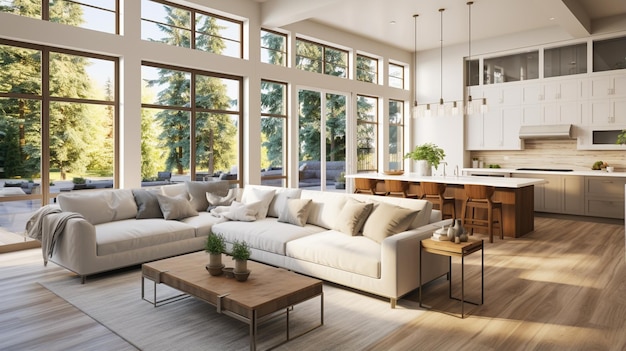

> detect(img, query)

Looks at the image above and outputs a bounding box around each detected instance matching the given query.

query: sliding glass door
[297,89,346,191]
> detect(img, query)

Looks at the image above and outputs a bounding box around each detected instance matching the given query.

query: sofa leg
[81,275,86,284]
[390,298,397,309]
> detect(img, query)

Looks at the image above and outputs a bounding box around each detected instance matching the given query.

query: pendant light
[412,14,420,118]
[437,8,445,116]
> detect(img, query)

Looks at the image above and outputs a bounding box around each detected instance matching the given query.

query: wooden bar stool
[384,179,418,198]
[419,182,456,219]
[354,178,387,195]
[461,184,503,243]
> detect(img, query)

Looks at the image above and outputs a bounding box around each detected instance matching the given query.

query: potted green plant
[231,240,251,275]
[404,143,446,176]
[205,233,225,275]
[335,171,346,189]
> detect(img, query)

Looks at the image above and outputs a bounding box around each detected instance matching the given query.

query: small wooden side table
[419,238,484,318]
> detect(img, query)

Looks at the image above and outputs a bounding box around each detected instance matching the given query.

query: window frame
[260,79,288,186]
[388,99,404,171]
[141,0,244,58]
[260,29,288,66]
[356,54,378,84]
[295,38,349,79]
[356,94,378,173]
[140,61,244,187]
[388,62,405,89]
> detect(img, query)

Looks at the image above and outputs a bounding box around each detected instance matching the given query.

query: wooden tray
[383,170,404,175]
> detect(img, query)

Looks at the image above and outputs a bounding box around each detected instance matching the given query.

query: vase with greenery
[205,233,225,275]
[404,143,446,176]
[231,240,251,273]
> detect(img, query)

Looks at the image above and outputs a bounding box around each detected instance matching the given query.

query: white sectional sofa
[38,182,449,307]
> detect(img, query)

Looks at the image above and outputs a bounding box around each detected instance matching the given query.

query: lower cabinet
[513,173,586,216]
[585,176,626,219]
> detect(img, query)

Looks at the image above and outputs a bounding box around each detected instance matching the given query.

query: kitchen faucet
[441,162,447,177]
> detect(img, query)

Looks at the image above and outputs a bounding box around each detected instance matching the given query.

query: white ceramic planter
[415,160,432,176]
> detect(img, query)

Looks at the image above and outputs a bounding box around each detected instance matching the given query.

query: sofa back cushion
[161,182,187,198]
[58,189,137,225]
[267,188,302,218]
[362,202,418,243]
[300,190,348,229]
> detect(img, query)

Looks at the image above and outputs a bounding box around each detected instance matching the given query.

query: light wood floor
[1,214,624,350]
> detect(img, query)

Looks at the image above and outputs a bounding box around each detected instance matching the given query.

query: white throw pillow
[223,201,262,222]
[241,187,276,219]
[206,188,236,211]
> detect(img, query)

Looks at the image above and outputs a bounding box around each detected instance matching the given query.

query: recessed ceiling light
[389,21,396,25]
[549,17,555,21]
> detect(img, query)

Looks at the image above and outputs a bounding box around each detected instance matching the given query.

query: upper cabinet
[484,51,539,85]
[544,43,587,78]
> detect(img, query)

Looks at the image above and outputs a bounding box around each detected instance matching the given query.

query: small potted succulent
[205,233,225,276]
[231,240,251,281]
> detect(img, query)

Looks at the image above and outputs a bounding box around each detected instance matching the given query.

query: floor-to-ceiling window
[356,95,378,172]
[389,99,405,171]
[298,89,346,191]
[141,62,242,186]
[260,80,287,187]
[0,39,117,249]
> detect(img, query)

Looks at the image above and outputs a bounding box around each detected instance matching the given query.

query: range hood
[519,124,573,140]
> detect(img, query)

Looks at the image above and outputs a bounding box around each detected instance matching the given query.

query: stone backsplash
[469,140,626,172]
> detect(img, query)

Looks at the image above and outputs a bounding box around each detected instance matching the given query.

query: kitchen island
[346,172,547,238]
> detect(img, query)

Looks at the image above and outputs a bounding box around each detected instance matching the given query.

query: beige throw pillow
[206,188,236,211]
[278,199,312,226]
[362,202,418,243]
[332,198,373,236]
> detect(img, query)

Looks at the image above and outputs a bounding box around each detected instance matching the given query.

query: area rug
[41,269,425,350]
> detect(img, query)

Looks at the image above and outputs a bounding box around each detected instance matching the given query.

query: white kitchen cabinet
[543,101,586,125]
[589,73,626,99]
[465,114,484,150]
[589,97,626,125]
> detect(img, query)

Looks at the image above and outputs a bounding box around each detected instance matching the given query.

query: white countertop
[346,172,546,188]
[462,168,626,178]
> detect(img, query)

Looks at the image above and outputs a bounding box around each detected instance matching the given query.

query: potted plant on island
[404,143,446,176]
[617,130,626,145]
[231,240,251,281]
[205,233,225,276]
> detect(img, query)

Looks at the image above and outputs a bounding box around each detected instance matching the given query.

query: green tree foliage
[146,6,236,176]
[325,93,345,162]
[0,0,41,18]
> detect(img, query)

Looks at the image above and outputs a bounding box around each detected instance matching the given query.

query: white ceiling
[253,0,626,51]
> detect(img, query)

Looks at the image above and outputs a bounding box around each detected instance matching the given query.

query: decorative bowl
[383,170,404,175]
[206,263,225,276]
[234,269,251,282]
[222,267,235,278]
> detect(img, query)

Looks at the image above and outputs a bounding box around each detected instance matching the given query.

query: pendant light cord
[414,14,418,107]
[439,8,444,105]
[467,1,473,102]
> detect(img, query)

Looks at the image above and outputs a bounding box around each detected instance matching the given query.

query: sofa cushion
[156,194,199,220]
[223,201,261,222]
[350,193,432,229]
[286,231,380,278]
[278,198,312,227]
[179,212,229,238]
[301,191,348,229]
[58,189,137,225]
[132,189,164,219]
[267,188,302,218]
[241,187,275,219]
[332,198,373,236]
[362,202,417,243]
[212,218,325,256]
[206,188,236,211]
[186,180,230,212]
[95,218,196,256]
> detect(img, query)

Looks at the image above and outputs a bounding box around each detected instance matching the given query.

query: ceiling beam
[259,0,342,28]
[535,0,591,37]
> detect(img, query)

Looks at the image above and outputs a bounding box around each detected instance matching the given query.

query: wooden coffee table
[141,251,323,350]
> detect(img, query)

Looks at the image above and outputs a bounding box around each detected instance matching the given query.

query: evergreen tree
[0,0,41,18]
[146,6,236,175]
